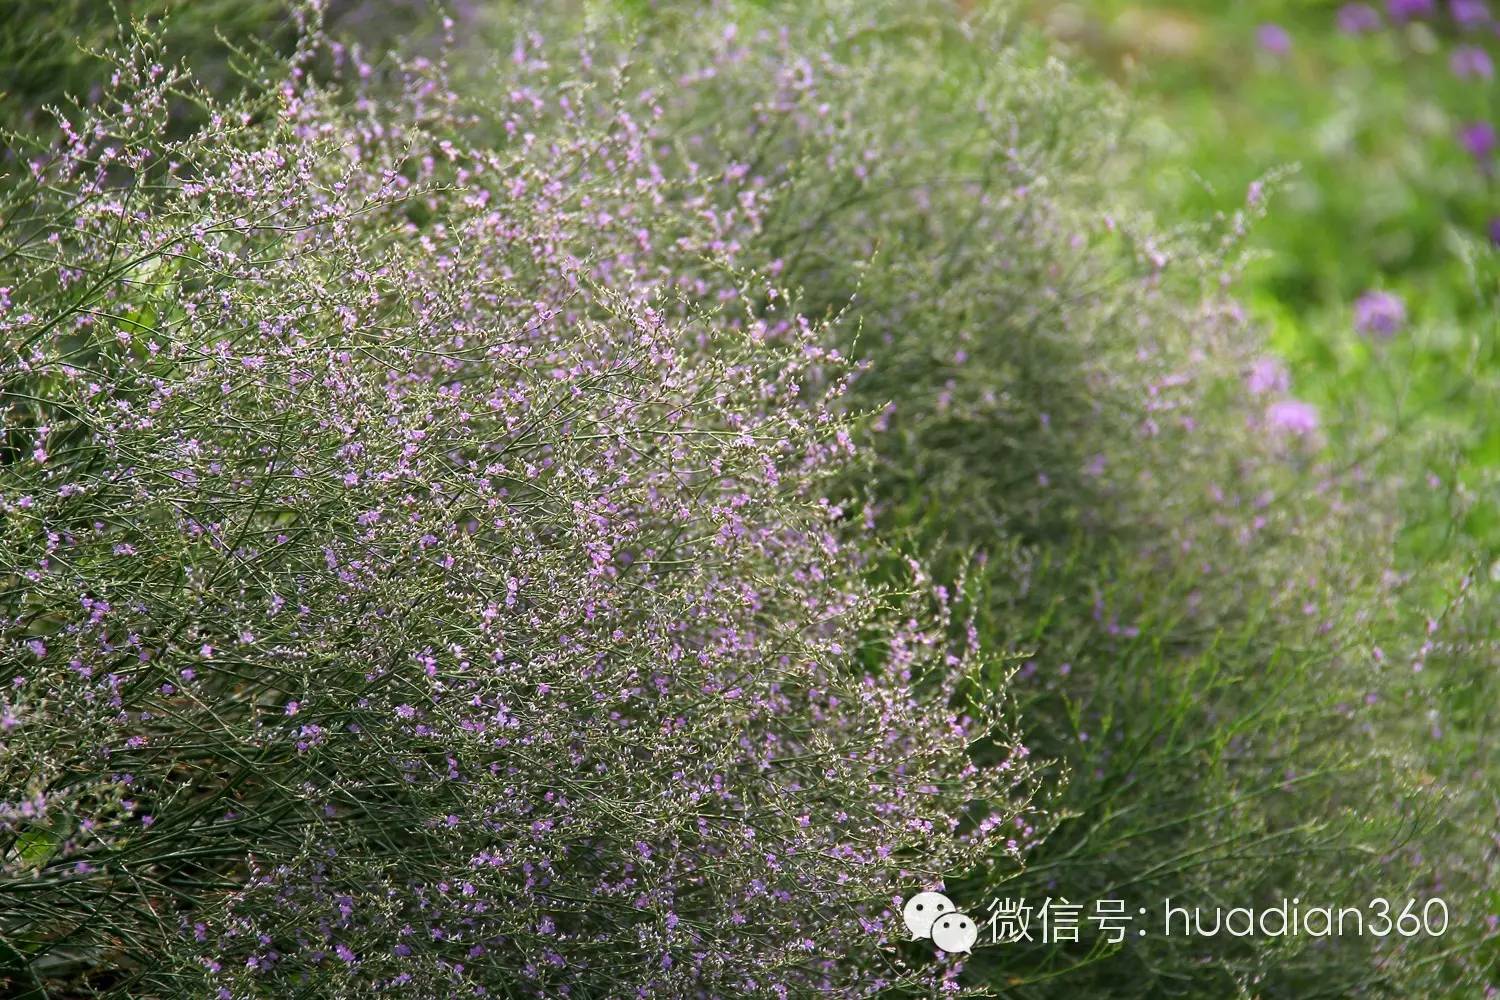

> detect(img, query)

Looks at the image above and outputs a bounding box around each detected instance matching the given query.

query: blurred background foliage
[0,0,294,128]
[0,0,448,136]
[1021,0,1499,560]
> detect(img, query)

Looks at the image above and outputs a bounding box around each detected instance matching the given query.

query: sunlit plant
[0,14,1041,997]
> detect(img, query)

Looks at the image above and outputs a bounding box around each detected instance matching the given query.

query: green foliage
[0,0,293,132]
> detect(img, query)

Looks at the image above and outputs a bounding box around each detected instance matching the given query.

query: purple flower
[1449,0,1492,26]
[1388,0,1436,18]
[1257,23,1292,55]
[1489,215,1500,246]
[1247,356,1290,395]
[1459,120,1497,161]
[1267,399,1320,436]
[1338,3,1384,32]
[1450,45,1495,79]
[1353,290,1406,338]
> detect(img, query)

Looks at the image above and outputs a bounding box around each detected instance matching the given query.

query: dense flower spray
[0,13,1039,997]
[3,2,1494,998]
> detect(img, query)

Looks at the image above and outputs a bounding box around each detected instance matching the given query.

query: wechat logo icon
[903,890,978,955]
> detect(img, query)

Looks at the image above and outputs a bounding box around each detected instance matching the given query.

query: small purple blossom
[1449,0,1492,26]
[1388,0,1437,18]
[1354,290,1407,338]
[1450,45,1495,78]
[1267,399,1320,436]
[1459,120,1497,161]
[1339,3,1385,31]
[1257,23,1292,55]
[1247,356,1290,396]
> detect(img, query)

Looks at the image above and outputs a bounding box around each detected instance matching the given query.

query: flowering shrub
[467,2,1493,995]
[0,17,1041,997]
[3,1,1494,997]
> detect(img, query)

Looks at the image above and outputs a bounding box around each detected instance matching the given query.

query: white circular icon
[931,912,978,954]
[902,891,955,940]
